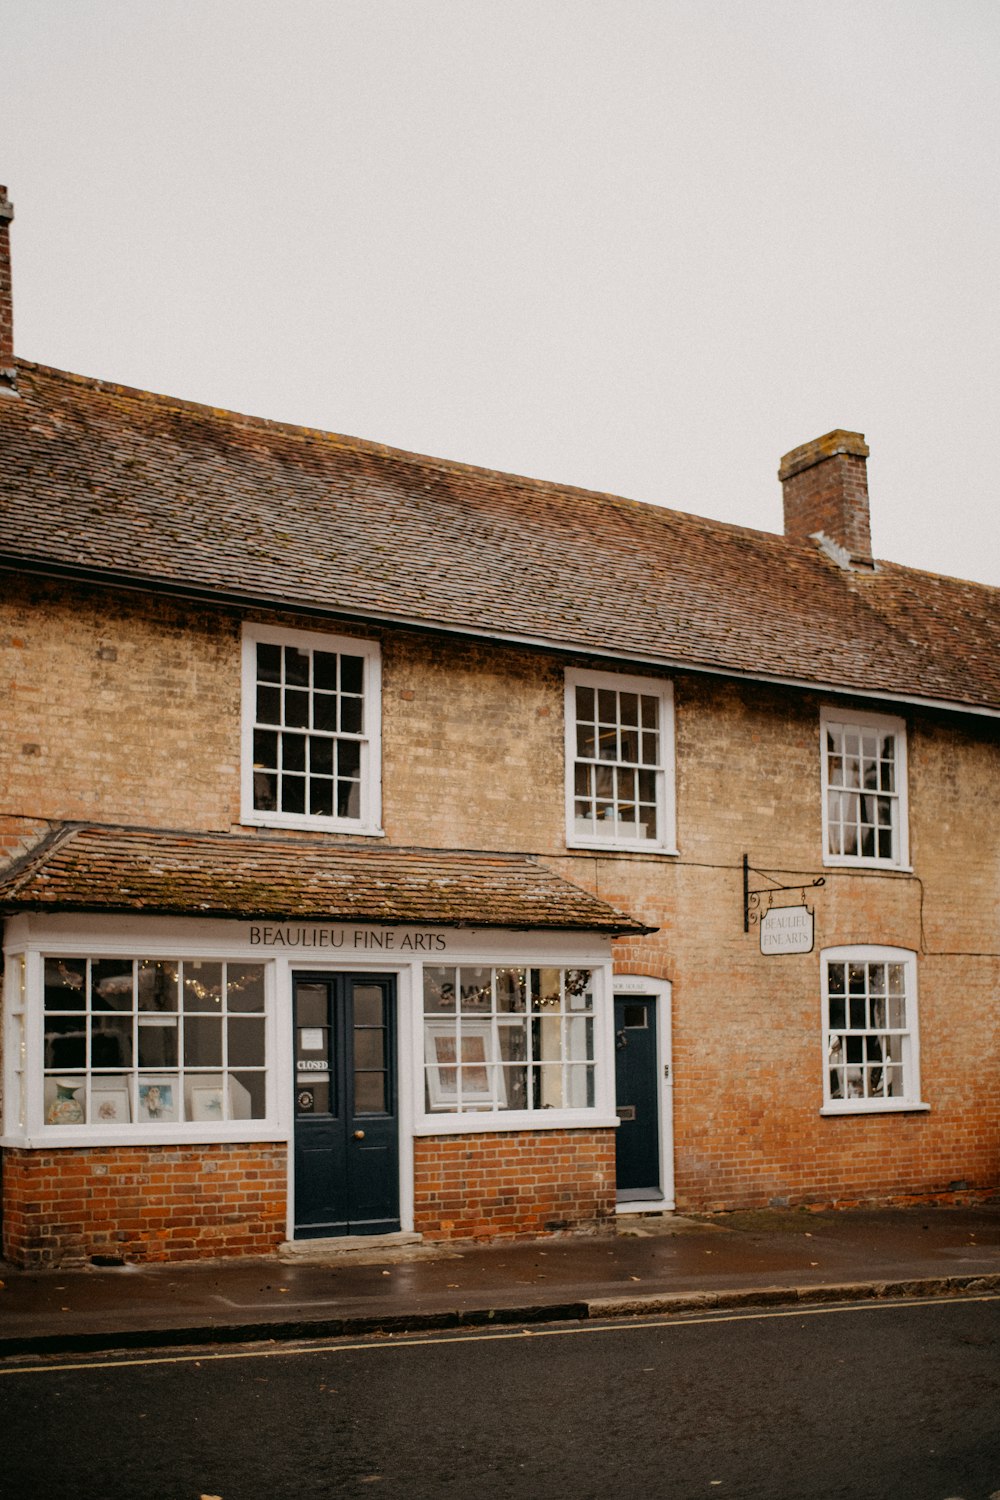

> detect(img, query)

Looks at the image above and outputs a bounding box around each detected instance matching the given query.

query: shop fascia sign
[248,924,449,952]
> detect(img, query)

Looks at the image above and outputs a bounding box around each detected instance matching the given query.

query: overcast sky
[3,1,998,585]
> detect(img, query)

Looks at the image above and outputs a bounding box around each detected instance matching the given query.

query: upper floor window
[565,668,675,852]
[821,710,908,868]
[241,623,382,833]
[821,946,926,1114]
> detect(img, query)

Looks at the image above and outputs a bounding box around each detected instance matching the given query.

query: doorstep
[278,1231,429,1264]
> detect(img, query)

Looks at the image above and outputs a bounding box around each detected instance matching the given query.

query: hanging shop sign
[759,904,814,955]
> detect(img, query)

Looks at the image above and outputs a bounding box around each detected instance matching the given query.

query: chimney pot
[779,428,873,566]
[0,184,15,393]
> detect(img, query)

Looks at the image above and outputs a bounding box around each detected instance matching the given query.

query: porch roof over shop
[2,363,998,716]
[0,825,654,935]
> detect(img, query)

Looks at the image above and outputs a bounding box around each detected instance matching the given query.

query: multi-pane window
[566,669,674,849]
[422,965,595,1115]
[822,948,922,1112]
[243,624,381,831]
[42,957,267,1127]
[822,711,907,866]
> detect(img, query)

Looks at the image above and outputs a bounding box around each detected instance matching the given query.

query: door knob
[353,1129,365,1140]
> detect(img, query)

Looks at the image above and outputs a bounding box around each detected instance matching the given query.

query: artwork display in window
[138,1078,177,1123]
[42,957,267,1129]
[423,965,595,1116]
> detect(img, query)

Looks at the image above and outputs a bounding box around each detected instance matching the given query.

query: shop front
[0,827,651,1266]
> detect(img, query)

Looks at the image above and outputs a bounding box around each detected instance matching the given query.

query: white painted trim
[411,954,617,1135]
[613,975,674,1210]
[820,708,909,869]
[564,667,677,854]
[819,945,924,1114]
[240,619,383,835]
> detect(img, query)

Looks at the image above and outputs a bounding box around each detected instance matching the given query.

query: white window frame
[240,621,383,835]
[565,668,676,854]
[819,945,928,1116]
[3,936,280,1149]
[820,708,909,869]
[412,954,617,1135]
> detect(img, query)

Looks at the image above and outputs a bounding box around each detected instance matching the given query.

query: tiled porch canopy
[0,825,654,934]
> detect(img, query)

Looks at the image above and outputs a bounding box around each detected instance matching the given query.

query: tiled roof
[0,825,651,933]
[2,361,998,712]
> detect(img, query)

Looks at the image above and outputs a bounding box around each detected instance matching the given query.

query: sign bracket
[742,853,825,932]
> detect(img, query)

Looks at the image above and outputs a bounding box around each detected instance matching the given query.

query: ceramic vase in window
[47,1078,85,1125]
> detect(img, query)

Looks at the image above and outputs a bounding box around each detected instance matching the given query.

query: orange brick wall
[1,1143,287,1268]
[413,1129,616,1240]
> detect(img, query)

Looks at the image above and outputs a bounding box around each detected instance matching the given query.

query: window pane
[45,1015,87,1070]
[138,1020,177,1068]
[354,1030,384,1069]
[228,1017,265,1068]
[44,958,87,1011]
[233,1071,266,1120]
[424,968,456,1013]
[341,655,364,694]
[184,963,223,1012]
[353,987,384,1026]
[355,1072,386,1113]
[314,651,338,691]
[91,1015,132,1068]
[340,696,363,734]
[92,960,134,1012]
[227,964,265,1012]
[460,968,492,1013]
[256,642,281,681]
[285,647,310,686]
[185,1016,223,1067]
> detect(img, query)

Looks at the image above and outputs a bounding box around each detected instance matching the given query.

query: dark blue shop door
[614,995,661,1201]
[293,973,399,1238]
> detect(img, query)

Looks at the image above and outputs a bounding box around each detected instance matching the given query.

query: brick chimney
[779,429,872,567]
[0,185,15,392]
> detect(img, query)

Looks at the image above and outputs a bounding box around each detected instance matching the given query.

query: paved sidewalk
[2,1204,998,1357]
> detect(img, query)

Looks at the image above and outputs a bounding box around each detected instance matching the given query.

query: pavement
[2,1203,999,1357]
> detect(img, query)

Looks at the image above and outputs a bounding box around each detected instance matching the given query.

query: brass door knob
[353,1129,365,1140]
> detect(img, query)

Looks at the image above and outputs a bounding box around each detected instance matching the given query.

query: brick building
[1,185,998,1268]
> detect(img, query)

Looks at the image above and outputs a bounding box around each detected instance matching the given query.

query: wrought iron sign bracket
[743,853,825,932]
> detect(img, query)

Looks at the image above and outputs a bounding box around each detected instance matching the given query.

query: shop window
[422,965,595,1115]
[821,947,925,1114]
[565,668,675,851]
[241,622,382,833]
[41,957,267,1128]
[821,710,908,867]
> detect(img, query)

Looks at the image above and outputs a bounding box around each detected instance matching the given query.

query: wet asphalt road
[2,1294,999,1500]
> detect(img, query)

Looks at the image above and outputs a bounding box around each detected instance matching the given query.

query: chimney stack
[779,429,872,567]
[0,185,15,393]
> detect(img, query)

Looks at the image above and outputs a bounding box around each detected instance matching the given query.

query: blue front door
[614,995,661,1200]
[293,973,400,1238]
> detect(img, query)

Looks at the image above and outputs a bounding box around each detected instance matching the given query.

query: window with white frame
[821,947,924,1113]
[422,965,595,1115]
[242,622,381,832]
[821,710,908,867]
[41,956,267,1128]
[566,668,675,850]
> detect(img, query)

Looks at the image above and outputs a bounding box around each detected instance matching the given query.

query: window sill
[4,1123,287,1150]
[566,837,679,857]
[821,856,913,874]
[819,1102,930,1117]
[241,811,385,838]
[414,1111,620,1136]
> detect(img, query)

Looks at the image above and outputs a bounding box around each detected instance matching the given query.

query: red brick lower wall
[2,1143,287,1268]
[413,1128,616,1240]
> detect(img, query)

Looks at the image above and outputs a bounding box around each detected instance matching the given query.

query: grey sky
[3,0,998,585]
